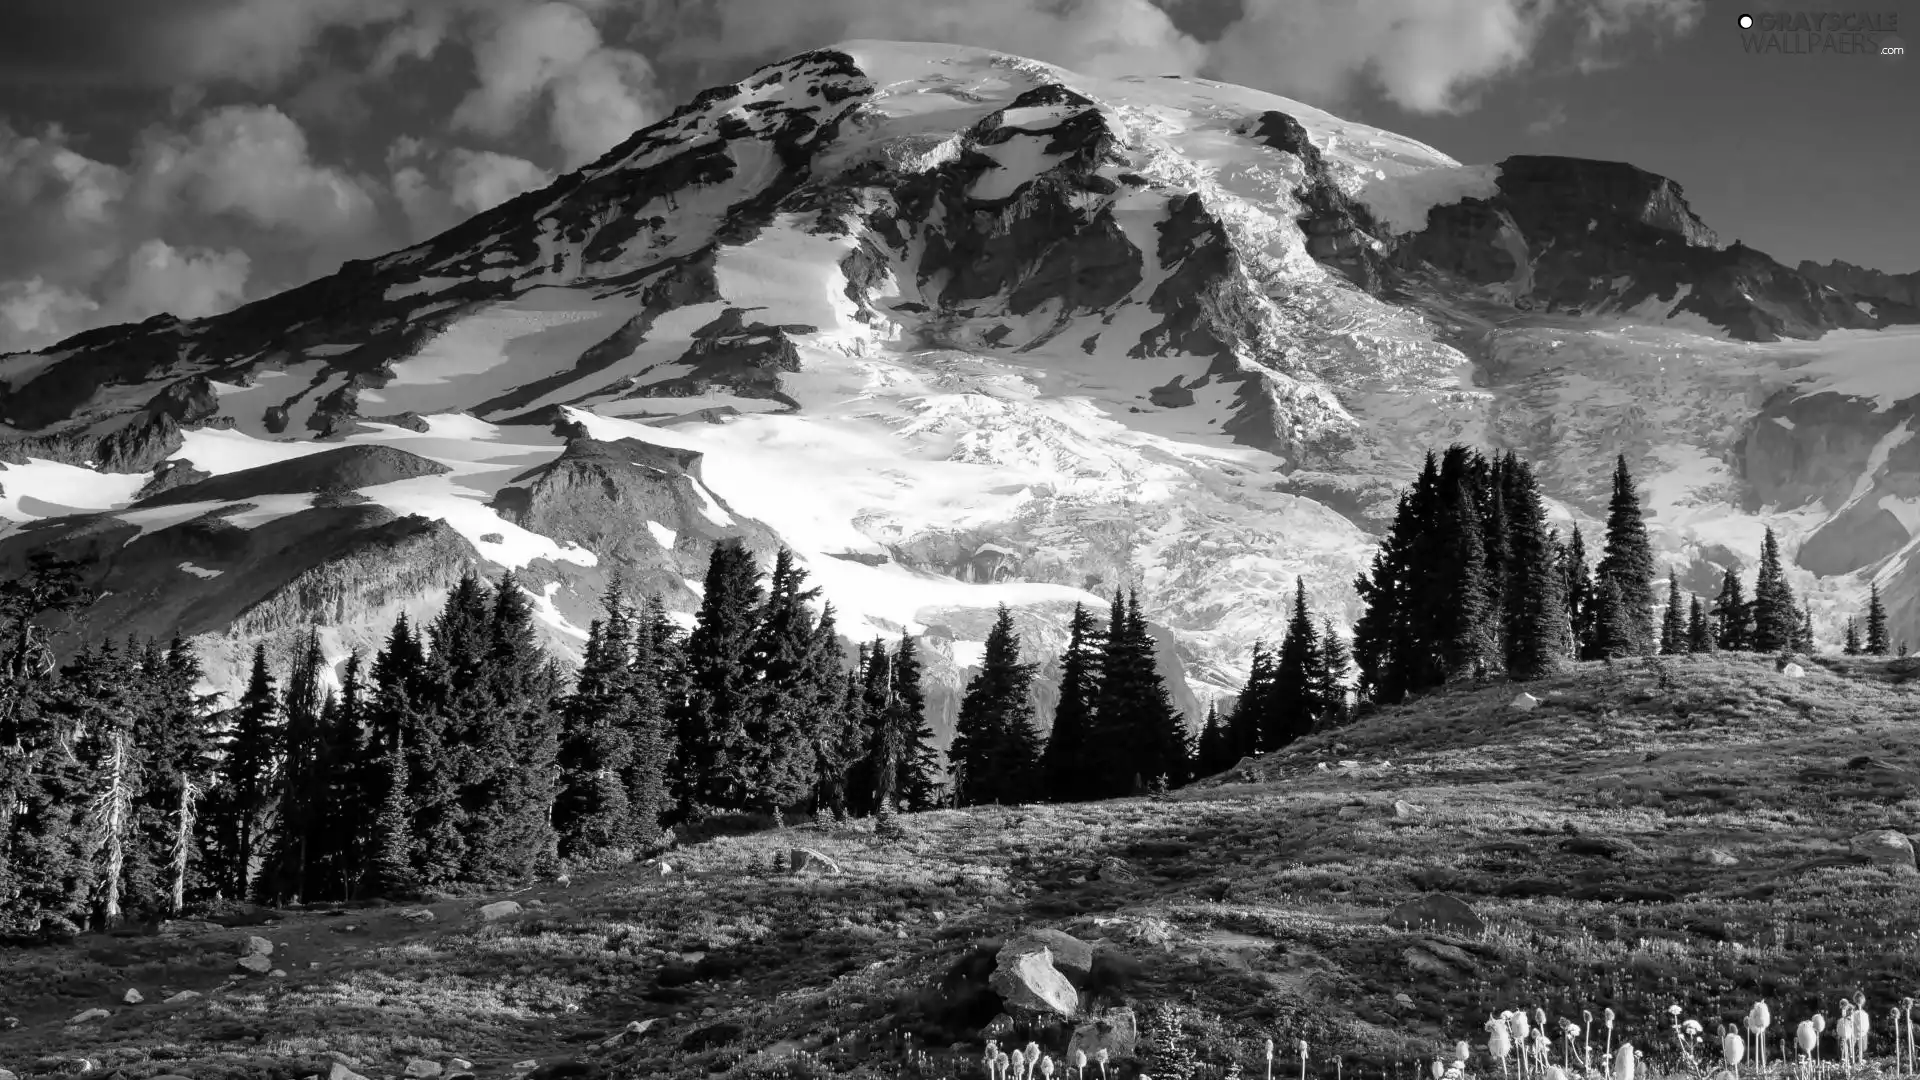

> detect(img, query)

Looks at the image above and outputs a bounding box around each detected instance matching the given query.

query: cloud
[389,139,553,239]
[114,240,252,320]
[454,1,667,166]
[0,279,98,347]
[134,106,383,241]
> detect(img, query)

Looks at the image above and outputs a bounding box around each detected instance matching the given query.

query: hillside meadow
[6,651,1920,1080]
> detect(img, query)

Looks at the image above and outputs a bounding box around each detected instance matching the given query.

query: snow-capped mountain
[2,40,1918,740]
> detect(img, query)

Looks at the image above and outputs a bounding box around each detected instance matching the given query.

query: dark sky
[0,0,1911,354]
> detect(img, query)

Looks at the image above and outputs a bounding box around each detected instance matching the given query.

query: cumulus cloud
[114,240,252,321]
[389,139,553,240]
[134,106,382,240]
[454,1,666,166]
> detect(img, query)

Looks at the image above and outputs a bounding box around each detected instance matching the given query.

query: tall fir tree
[678,540,765,815]
[623,593,679,846]
[364,614,425,897]
[1264,578,1324,749]
[741,550,827,813]
[1431,472,1495,682]
[256,629,330,905]
[411,572,495,886]
[1844,617,1862,656]
[948,606,1041,806]
[1866,583,1890,656]
[59,641,145,927]
[1793,604,1815,654]
[1195,700,1229,776]
[556,582,641,862]
[1589,577,1634,660]
[1563,527,1595,659]
[133,637,218,915]
[1712,568,1751,652]
[1039,603,1101,803]
[1687,595,1716,654]
[1750,528,1799,654]
[1659,574,1688,656]
[1227,642,1272,760]
[471,571,564,881]
[1315,618,1352,729]
[1500,457,1570,680]
[1594,455,1657,655]
[888,634,940,812]
[208,645,281,901]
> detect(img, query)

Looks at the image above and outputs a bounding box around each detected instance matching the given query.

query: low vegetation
[6,652,1919,1080]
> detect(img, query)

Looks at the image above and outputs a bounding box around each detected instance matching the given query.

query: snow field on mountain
[376,290,625,416]
[1779,326,1920,410]
[0,458,151,521]
[1358,163,1503,236]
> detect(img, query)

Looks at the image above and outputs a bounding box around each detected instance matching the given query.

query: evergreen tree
[1750,528,1798,654]
[678,540,765,814]
[1501,457,1570,680]
[1844,617,1862,656]
[256,630,330,905]
[1712,568,1751,652]
[741,550,827,813]
[364,614,425,897]
[556,583,640,862]
[1794,603,1815,654]
[1315,617,1352,729]
[1660,573,1688,656]
[58,641,145,928]
[1088,592,1189,794]
[1687,595,1716,654]
[1039,603,1101,803]
[1589,577,1634,660]
[1431,472,1494,682]
[1195,701,1229,776]
[888,634,940,812]
[1226,642,1271,760]
[133,638,218,915]
[859,638,897,816]
[207,646,281,900]
[948,606,1041,805]
[1563,528,1595,659]
[319,649,368,901]
[1867,583,1890,656]
[623,593,679,847]
[1264,578,1323,750]
[411,572,495,885]
[1353,454,1443,703]
[469,571,563,881]
[1594,455,1657,655]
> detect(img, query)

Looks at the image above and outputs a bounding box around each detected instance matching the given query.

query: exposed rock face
[1067,1007,1139,1063]
[1799,258,1920,313]
[1848,828,1916,868]
[988,938,1078,1019]
[1384,893,1486,936]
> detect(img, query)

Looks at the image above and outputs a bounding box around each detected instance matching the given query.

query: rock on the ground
[1781,662,1806,678]
[163,990,202,1004]
[328,1062,371,1080]
[1384,893,1486,936]
[0,1068,16,1080]
[449,1061,473,1071]
[1694,847,1740,867]
[403,1058,443,1078]
[1067,1007,1139,1063]
[1510,692,1540,711]
[477,900,523,922]
[69,1008,111,1025]
[526,1059,606,1080]
[236,953,273,974]
[123,987,144,1004]
[601,1018,660,1048]
[158,919,221,936]
[1018,928,1094,987]
[401,908,436,923]
[1849,828,1916,867]
[1392,800,1425,820]
[988,938,1078,1019]
[511,1063,538,1071]
[789,847,840,874]
[239,934,273,956]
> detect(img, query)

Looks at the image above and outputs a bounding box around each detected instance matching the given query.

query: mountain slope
[2,40,1918,733]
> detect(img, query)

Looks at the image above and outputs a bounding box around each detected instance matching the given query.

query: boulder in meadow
[1510,692,1540,712]
[1693,847,1740,867]
[477,900,523,922]
[329,1064,371,1080]
[790,848,840,874]
[401,908,436,923]
[238,934,273,957]
[69,1007,111,1025]
[403,1059,443,1078]
[989,938,1078,1019]
[123,988,144,1004]
[1848,828,1916,868]
[1068,1006,1139,1062]
[163,990,201,1004]
[236,953,273,975]
[1781,662,1807,678]
[1392,800,1425,820]
[1017,928,1094,987]
[1385,893,1486,936]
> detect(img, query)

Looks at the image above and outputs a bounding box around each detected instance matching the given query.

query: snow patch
[647,521,677,549]
[179,562,223,579]
[0,459,151,521]
[1357,164,1502,237]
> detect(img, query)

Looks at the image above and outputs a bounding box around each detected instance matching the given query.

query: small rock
[1394,992,1414,1004]
[328,1062,371,1080]
[1067,1006,1139,1063]
[269,969,287,977]
[1510,692,1540,712]
[789,847,840,874]
[157,919,221,936]
[932,910,946,922]
[449,1061,474,1072]
[123,987,144,1004]
[1392,800,1425,820]
[1781,662,1806,678]
[401,908,436,923]
[236,953,273,974]
[1849,828,1916,868]
[477,900,523,922]
[1337,758,1360,769]
[164,990,201,1004]
[1694,847,1740,867]
[650,859,673,876]
[512,1064,538,1072]
[404,1059,443,1078]
[239,934,274,957]
[1385,893,1486,936]
[69,1007,111,1025]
